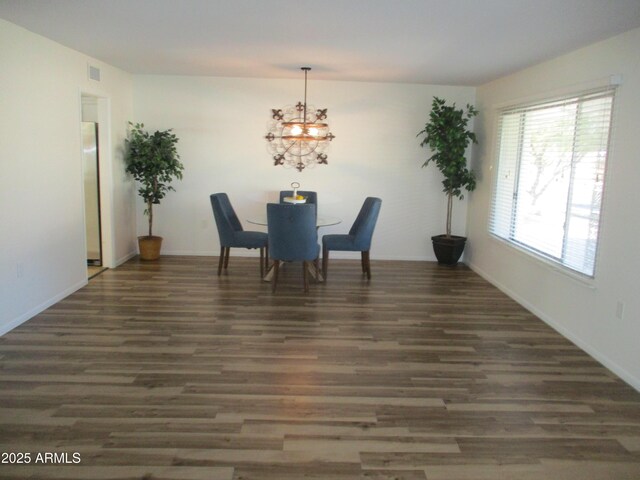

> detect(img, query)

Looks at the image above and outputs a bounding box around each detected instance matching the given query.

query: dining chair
[322,197,382,280]
[267,203,320,293]
[279,190,317,206]
[210,193,269,277]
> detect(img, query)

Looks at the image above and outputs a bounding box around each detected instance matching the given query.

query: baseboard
[468,261,640,393]
[160,250,434,262]
[114,250,138,267]
[0,279,88,337]
[160,250,217,257]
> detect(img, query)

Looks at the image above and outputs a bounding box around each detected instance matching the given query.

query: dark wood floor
[1,256,639,479]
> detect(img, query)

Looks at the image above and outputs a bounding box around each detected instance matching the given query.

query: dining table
[246,214,341,282]
[246,214,342,229]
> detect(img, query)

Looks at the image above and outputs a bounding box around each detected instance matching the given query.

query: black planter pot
[431,235,466,265]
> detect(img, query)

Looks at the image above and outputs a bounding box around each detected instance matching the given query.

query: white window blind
[489,87,615,277]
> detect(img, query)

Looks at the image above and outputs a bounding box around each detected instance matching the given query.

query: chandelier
[265,67,335,172]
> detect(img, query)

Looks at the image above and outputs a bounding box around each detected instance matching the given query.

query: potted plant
[417,97,478,265]
[125,122,184,260]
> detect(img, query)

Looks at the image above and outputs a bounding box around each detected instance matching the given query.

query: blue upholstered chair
[210,193,269,277]
[322,197,382,280]
[267,203,320,293]
[279,190,318,206]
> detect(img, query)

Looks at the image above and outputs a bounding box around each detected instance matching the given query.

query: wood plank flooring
[87,266,107,280]
[1,256,639,479]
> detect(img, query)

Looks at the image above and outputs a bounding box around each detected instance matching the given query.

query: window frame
[488,86,616,280]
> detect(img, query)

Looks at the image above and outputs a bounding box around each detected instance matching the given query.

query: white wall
[0,19,136,334]
[1,14,637,396]
[467,28,640,390]
[132,75,475,260]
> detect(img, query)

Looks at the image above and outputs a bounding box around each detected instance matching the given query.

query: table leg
[307,259,324,282]
[262,261,324,282]
[263,263,275,282]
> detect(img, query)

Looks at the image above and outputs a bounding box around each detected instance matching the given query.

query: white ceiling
[1,0,639,86]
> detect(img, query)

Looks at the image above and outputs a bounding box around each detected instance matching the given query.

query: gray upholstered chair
[210,193,268,277]
[267,203,319,293]
[322,197,382,280]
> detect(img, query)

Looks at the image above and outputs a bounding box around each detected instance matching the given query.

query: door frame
[82,120,103,266]
[80,91,114,269]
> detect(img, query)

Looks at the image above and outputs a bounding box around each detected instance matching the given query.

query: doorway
[82,121,102,267]
[81,93,111,279]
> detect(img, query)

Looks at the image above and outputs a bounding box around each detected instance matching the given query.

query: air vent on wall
[88,64,101,82]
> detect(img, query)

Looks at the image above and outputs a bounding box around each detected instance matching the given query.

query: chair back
[279,190,318,206]
[210,193,243,246]
[267,203,318,262]
[349,197,382,250]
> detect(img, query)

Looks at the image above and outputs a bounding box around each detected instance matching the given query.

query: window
[489,87,615,277]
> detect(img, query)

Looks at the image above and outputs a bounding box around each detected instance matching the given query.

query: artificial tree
[125,122,184,259]
[417,97,478,264]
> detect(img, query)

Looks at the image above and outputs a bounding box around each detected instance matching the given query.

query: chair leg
[217,247,226,275]
[264,245,269,276]
[363,250,371,279]
[360,251,366,273]
[313,258,319,282]
[224,247,231,269]
[322,247,329,280]
[303,261,309,293]
[259,247,264,278]
[272,260,280,293]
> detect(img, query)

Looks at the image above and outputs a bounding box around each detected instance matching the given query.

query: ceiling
[1,0,639,86]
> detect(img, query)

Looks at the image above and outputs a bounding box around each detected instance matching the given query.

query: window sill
[488,234,598,290]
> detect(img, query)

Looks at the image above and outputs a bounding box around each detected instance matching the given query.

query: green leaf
[124,122,184,236]
[417,97,479,230]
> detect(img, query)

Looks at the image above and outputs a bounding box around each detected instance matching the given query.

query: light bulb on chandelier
[265,67,335,172]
